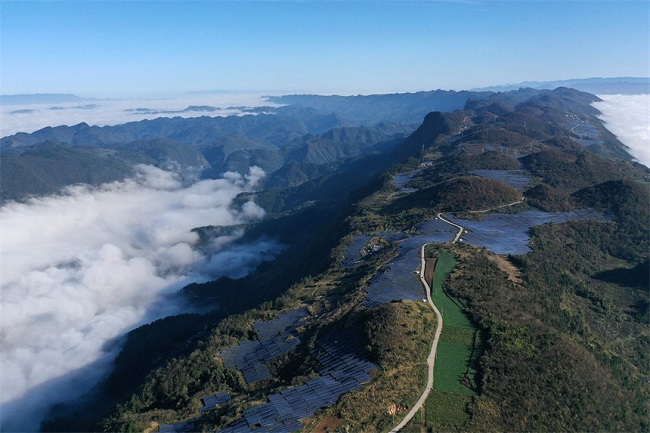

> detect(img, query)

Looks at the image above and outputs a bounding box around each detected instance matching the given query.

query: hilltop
[6,87,648,433]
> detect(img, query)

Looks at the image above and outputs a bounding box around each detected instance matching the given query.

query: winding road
[387,242,444,432]
[437,212,464,243]
[388,199,523,431]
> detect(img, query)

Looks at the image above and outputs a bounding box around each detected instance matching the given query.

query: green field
[434,340,476,396]
[425,390,473,426]
[430,253,473,329]
[440,325,475,345]
[426,252,478,429]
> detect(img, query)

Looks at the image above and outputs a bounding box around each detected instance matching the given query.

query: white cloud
[0,165,278,431]
[0,93,279,137]
[595,94,650,168]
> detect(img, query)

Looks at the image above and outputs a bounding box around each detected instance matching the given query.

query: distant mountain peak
[471,77,650,95]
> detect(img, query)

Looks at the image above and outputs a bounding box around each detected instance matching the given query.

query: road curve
[390,200,523,431]
[388,243,443,432]
[438,199,524,243]
[437,212,464,243]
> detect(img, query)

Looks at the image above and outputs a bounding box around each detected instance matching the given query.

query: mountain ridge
[2,86,647,432]
[35,86,649,432]
[472,76,650,94]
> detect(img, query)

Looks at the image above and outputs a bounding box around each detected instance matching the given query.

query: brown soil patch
[312,416,343,433]
[387,403,408,416]
[487,254,523,284]
[425,257,438,287]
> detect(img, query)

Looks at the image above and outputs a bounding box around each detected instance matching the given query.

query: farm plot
[434,339,475,396]
[426,253,477,429]
[425,391,473,427]
[430,253,473,329]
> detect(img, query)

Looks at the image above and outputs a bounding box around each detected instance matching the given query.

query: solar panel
[341,235,372,268]
[218,327,377,432]
[216,316,383,432]
[200,391,231,412]
[361,207,598,306]
[218,418,250,433]
[469,169,530,190]
[364,235,427,306]
[392,169,421,193]
[218,308,310,384]
[253,308,309,341]
[447,209,607,255]
[359,208,607,309]
[158,419,197,432]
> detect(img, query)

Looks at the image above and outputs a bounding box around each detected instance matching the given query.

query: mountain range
[1,85,648,433]
[471,76,650,94]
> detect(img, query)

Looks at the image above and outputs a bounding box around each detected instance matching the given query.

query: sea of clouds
[1,91,647,431]
[595,94,650,168]
[0,165,280,431]
[0,93,277,137]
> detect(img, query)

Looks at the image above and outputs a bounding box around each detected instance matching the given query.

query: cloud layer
[595,94,650,168]
[0,93,277,137]
[0,165,276,431]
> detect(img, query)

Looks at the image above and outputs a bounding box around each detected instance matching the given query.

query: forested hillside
[16,87,648,433]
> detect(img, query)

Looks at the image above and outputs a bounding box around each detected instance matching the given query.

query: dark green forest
[7,87,645,432]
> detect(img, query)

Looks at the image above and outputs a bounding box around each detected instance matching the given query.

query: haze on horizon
[1,1,649,431]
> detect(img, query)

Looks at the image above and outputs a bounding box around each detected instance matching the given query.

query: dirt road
[388,243,443,432]
[389,199,523,431]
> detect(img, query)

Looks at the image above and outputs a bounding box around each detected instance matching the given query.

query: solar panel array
[313,327,376,386]
[447,209,607,255]
[158,417,200,432]
[341,235,371,268]
[564,118,602,148]
[362,207,606,305]
[392,170,421,193]
[364,236,426,306]
[417,219,458,243]
[376,231,410,243]
[252,308,309,341]
[219,308,309,383]
[219,416,302,433]
[165,205,608,432]
[200,391,231,412]
[219,340,273,383]
[364,219,461,306]
[218,329,376,433]
[469,169,531,190]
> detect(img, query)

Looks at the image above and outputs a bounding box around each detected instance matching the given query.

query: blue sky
[1,0,649,97]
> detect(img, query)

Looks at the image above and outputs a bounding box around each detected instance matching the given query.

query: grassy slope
[89,89,648,433]
[306,301,435,433]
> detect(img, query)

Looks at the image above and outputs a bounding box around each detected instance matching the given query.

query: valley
[1,87,648,433]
